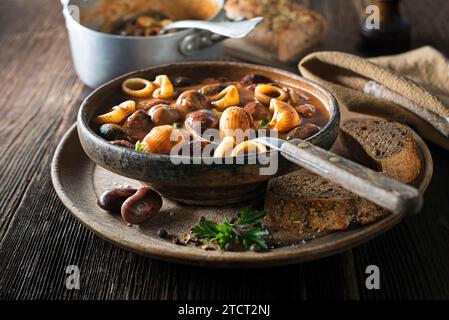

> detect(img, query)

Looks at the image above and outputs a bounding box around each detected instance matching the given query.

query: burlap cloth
[299,46,449,150]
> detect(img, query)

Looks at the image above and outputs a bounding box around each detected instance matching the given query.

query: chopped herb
[135,141,143,152]
[173,122,180,129]
[261,119,270,127]
[191,207,269,250]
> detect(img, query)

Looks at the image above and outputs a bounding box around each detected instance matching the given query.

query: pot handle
[178,17,261,56]
[178,31,225,56]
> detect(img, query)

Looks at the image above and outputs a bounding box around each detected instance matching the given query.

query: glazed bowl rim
[77,61,340,162]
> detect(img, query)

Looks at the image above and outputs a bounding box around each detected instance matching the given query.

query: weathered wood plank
[0,0,83,242]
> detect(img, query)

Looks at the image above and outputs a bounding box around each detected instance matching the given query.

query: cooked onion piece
[122,78,154,98]
[152,75,174,99]
[255,84,288,105]
[269,99,301,132]
[141,125,186,155]
[210,85,240,111]
[219,106,253,138]
[96,100,136,124]
[213,136,235,158]
[231,140,267,156]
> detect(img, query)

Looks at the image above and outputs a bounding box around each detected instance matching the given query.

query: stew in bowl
[93,70,330,158]
[77,62,339,205]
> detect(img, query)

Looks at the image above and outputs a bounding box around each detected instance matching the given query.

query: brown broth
[138,81,328,117]
[97,75,330,153]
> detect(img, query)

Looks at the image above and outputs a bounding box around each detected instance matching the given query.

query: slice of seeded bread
[264,171,389,234]
[340,119,421,183]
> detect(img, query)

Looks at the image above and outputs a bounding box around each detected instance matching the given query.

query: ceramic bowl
[77,62,340,205]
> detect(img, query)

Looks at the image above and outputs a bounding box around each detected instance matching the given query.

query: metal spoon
[162,17,264,38]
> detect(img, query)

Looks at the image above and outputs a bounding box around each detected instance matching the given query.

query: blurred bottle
[359,0,411,55]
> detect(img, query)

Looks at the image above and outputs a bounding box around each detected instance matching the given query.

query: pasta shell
[231,140,267,156]
[136,15,156,28]
[96,100,136,124]
[219,106,253,138]
[255,84,288,105]
[122,78,154,98]
[269,100,301,132]
[152,75,174,99]
[210,85,240,111]
[160,19,174,27]
[213,136,235,158]
[141,125,186,155]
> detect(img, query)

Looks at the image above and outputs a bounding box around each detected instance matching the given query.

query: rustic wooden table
[0,0,448,300]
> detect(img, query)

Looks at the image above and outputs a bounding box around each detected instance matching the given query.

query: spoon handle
[280,139,422,216]
[163,17,264,38]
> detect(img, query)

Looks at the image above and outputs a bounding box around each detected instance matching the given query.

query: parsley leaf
[260,119,270,127]
[191,207,268,250]
[240,227,269,249]
[237,207,266,226]
[135,141,143,152]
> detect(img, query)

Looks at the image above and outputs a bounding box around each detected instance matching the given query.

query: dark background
[0,0,448,299]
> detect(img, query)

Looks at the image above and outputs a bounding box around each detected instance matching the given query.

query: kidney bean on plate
[97,188,137,214]
[121,187,163,225]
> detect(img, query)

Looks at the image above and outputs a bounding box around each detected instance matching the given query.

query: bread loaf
[225,0,327,62]
[264,171,389,234]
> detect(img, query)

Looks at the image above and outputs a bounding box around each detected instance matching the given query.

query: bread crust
[340,119,421,183]
[380,138,421,183]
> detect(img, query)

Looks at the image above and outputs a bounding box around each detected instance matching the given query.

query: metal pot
[61,0,228,88]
